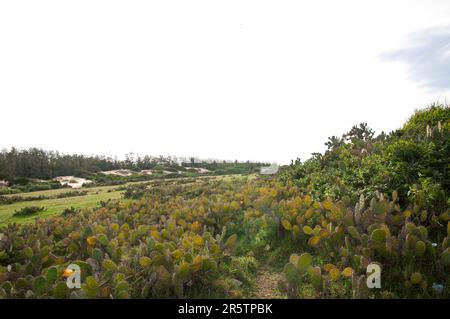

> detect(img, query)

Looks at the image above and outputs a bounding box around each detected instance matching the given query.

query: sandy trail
[252,267,283,299]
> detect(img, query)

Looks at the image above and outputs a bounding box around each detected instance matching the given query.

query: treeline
[0,148,266,182]
[0,148,120,181]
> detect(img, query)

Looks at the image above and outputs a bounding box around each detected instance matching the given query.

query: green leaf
[348,226,361,240]
[92,248,103,263]
[175,263,191,282]
[1,281,12,296]
[102,259,117,271]
[139,256,152,267]
[86,276,99,290]
[116,289,130,299]
[115,280,130,292]
[282,219,292,231]
[46,266,57,284]
[289,254,299,265]
[98,234,109,246]
[308,266,322,290]
[284,262,300,284]
[302,225,314,235]
[24,247,33,259]
[415,241,426,256]
[53,282,67,299]
[15,277,28,290]
[370,229,386,244]
[225,234,238,251]
[32,276,47,295]
[297,253,312,271]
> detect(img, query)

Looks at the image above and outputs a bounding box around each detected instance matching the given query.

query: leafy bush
[0,195,49,205]
[122,184,148,199]
[281,104,449,207]
[402,104,450,136]
[61,207,78,217]
[12,206,46,217]
[56,191,88,199]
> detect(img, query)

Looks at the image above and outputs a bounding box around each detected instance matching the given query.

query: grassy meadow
[0,185,124,225]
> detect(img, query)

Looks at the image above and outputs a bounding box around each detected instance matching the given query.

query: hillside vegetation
[0,150,265,194]
[0,104,448,299]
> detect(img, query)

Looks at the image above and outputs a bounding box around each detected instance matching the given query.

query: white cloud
[381,25,450,92]
[1,0,449,164]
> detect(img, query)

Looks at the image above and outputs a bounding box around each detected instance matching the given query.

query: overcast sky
[1,1,449,164]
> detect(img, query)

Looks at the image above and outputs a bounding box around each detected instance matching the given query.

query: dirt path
[251,267,283,299]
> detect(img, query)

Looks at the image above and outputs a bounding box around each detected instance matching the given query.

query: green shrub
[122,184,148,199]
[61,207,78,217]
[13,206,46,217]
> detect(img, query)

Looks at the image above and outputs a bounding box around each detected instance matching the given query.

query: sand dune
[185,167,210,173]
[54,176,92,189]
[100,169,135,177]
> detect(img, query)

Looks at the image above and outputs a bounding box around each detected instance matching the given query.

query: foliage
[0,174,448,299]
[122,184,148,200]
[274,190,449,298]
[0,195,48,205]
[12,206,46,218]
[56,191,89,199]
[0,179,250,299]
[280,104,449,208]
[61,207,79,217]
[276,104,449,298]
[0,190,89,206]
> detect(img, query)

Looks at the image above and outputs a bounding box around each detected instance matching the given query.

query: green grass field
[0,185,124,225]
